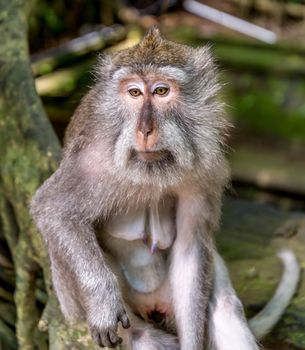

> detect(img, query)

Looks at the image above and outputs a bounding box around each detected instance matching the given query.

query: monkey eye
[153,87,169,96]
[128,88,142,97]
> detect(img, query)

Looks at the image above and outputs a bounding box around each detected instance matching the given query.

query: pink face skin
[119,74,180,108]
[118,74,181,160]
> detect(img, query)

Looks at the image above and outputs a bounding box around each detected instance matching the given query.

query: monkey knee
[209,291,259,350]
[212,291,244,317]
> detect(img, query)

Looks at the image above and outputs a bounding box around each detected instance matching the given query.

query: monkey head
[82,27,229,187]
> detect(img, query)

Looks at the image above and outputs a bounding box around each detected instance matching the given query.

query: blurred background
[2,1,305,349]
[29,0,305,213]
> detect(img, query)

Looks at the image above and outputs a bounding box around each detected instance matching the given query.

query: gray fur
[31,27,262,350]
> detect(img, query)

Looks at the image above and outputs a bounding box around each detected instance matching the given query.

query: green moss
[219,199,305,347]
[225,72,305,144]
[166,26,305,146]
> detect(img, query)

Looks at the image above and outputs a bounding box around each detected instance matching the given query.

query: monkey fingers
[89,311,129,348]
[118,312,130,329]
[90,326,123,348]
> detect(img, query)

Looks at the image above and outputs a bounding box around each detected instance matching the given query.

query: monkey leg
[169,232,213,349]
[207,252,259,350]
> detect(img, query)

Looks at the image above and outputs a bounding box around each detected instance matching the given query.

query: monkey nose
[136,128,158,151]
[141,125,153,138]
[138,122,154,142]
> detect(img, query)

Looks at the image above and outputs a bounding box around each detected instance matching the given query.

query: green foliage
[226,72,305,145]
[169,26,305,146]
[27,0,117,52]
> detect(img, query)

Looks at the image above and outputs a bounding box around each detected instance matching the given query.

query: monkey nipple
[141,232,159,254]
[150,241,158,254]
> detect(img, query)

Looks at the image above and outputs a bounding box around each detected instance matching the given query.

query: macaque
[31,27,299,349]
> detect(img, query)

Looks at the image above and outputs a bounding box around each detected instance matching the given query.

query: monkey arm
[31,167,130,347]
[169,192,215,350]
[31,170,111,287]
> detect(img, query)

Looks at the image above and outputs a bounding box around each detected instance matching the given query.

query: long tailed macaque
[31,27,299,349]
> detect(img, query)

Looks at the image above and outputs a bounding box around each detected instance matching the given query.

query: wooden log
[31,25,127,77]
[0,0,103,348]
[220,198,305,348]
[169,26,305,76]
[229,143,305,199]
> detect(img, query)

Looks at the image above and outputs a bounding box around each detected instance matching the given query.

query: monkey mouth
[138,150,170,162]
[130,149,173,163]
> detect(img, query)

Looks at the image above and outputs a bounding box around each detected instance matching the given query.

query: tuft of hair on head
[93,26,217,91]
[139,26,163,49]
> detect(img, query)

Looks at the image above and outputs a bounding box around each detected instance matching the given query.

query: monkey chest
[103,199,176,293]
[106,198,176,252]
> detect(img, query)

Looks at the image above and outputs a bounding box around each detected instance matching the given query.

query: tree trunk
[0,1,100,349]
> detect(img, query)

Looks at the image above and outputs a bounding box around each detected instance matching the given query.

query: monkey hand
[86,282,130,348]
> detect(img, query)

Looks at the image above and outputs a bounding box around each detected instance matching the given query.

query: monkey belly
[127,277,176,334]
[120,244,167,293]
[99,232,169,293]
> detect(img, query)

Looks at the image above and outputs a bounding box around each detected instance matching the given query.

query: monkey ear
[192,45,221,97]
[140,26,163,48]
[192,45,215,73]
[93,53,113,81]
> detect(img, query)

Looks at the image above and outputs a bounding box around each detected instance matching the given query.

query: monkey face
[120,73,177,157]
[103,67,195,186]
[118,71,192,159]
[91,28,229,187]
